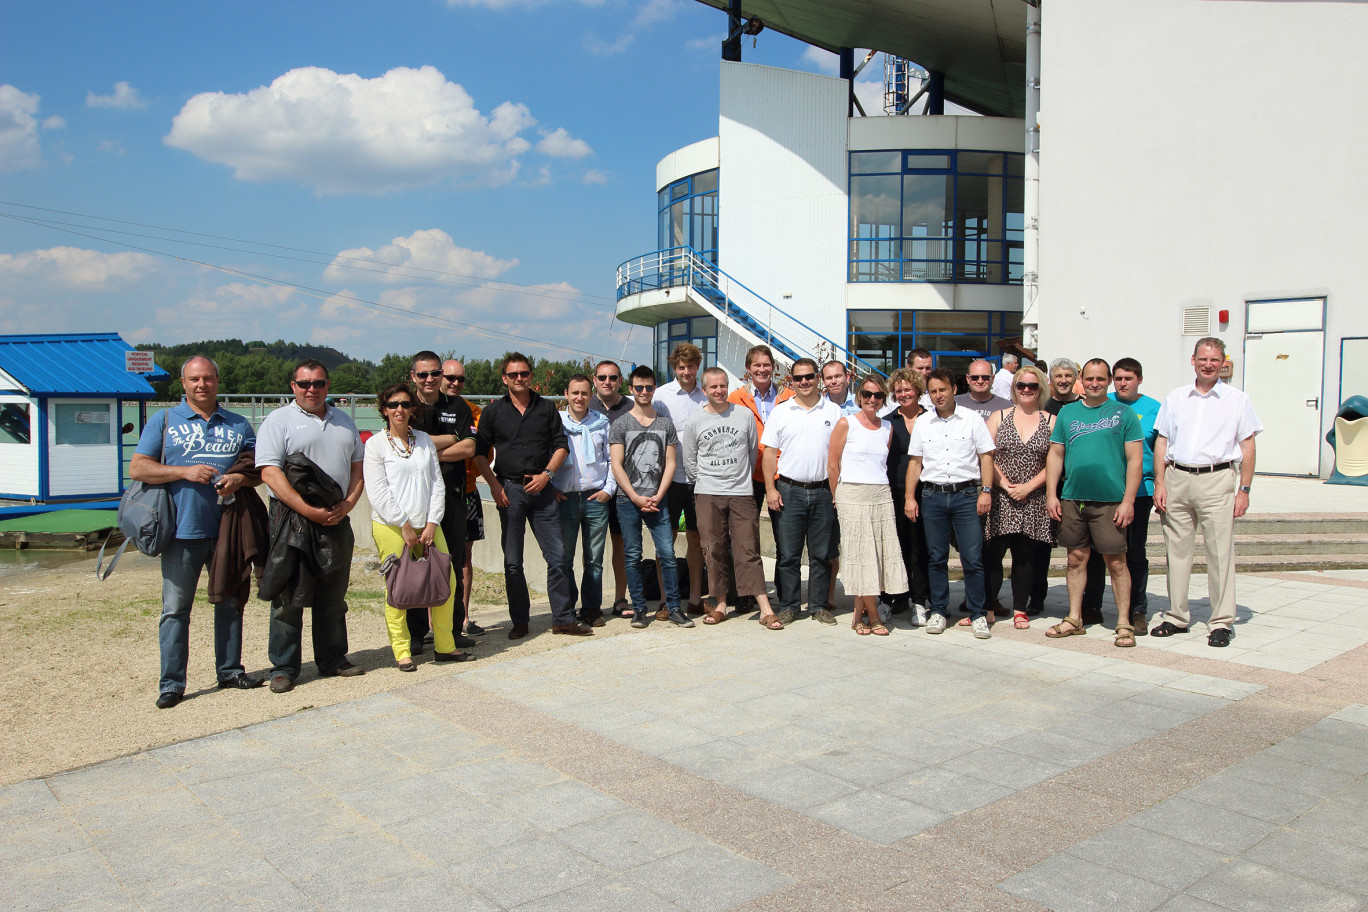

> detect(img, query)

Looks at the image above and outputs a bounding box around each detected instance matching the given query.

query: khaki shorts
[1057,500,1127,554]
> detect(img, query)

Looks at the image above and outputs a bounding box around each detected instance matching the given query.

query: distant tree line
[139,340,603,399]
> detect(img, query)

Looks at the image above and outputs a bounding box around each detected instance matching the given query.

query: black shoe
[630,610,648,629]
[434,651,476,663]
[667,610,696,628]
[422,630,435,645]
[466,622,487,636]
[508,623,530,640]
[1208,628,1232,647]
[552,623,595,636]
[217,673,265,690]
[270,675,294,693]
[319,660,364,678]
[452,634,477,648]
[1151,621,1190,638]
[888,598,910,615]
[156,691,182,709]
[1025,603,1045,617]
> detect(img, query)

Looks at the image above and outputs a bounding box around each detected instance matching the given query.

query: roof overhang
[692,0,1029,117]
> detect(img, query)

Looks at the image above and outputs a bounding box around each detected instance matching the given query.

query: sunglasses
[859,390,887,401]
[412,370,441,380]
[293,379,327,390]
[1016,382,1040,391]
[790,373,817,383]
[632,384,655,393]
[385,400,414,409]
[443,374,466,383]
[968,374,992,381]
[504,370,531,379]
[596,374,620,382]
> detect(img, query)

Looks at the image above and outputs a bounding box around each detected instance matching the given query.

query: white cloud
[0,246,156,289]
[86,81,148,109]
[162,65,582,194]
[581,168,608,185]
[522,165,552,187]
[685,34,724,52]
[323,228,518,285]
[801,46,840,76]
[631,0,683,29]
[42,116,65,130]
[96,139,125,156]
[536,127,591,158]
[584,32,633,55]
[0,85,43,173]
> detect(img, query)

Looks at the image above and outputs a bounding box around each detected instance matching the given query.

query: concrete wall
[1042,0,1368,473]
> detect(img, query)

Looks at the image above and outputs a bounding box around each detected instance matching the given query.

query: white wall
[1042,0,1368,472]
[657,137,719,191]
[718,62,850,344]
[0,394,39,496]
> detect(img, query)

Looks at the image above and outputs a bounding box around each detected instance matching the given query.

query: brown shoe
[508,623,530,640]
[320,660,364,678]
[655,606,670,622]
[552,623,594,636]
[269,675,294,693]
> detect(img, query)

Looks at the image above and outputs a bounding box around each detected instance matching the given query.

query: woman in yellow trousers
[363,382,473,671]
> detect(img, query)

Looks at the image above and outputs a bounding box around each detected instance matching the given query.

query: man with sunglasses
[474,353,586,639]
[406,351,477,653]
[589,360,633,617]
[256,359,366,691]
[761,357,842,625]
[443,359,487,637]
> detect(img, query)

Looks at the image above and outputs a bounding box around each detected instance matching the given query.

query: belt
[923,480,979,494]
[777,475,827,490]
[1171,461,1233,474]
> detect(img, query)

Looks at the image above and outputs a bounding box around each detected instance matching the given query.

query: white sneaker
[913,604,928,628]
[878,602,891,624]
[925,613,947,634]
[972,616,992,639]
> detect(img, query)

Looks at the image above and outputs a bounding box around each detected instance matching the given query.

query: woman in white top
[363,382,471,671]
[827,375,909,635]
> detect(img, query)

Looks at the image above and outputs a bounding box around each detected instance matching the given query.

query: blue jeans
[772,480,837,614]
[159,538,244,694]
[558,491,610,619]
[497,480,576,626]
[922,487,987,620]
[617,494,681,613]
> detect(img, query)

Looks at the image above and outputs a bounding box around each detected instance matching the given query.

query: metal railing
[616,246,886,376]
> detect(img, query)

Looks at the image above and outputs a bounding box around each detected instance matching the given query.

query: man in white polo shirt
[904,368,996,638]
[1151,337,1262,647]
[761,357,843,625]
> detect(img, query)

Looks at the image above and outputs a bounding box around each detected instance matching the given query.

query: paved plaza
[5,566,1368,911]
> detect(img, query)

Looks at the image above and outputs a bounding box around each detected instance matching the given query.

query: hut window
[54,402,113,445]
[0,403,30,444]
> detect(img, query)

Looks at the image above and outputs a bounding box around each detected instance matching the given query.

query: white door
[1243,331,1323,475]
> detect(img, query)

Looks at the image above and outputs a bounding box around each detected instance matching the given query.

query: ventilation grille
[1182,306,1211,336]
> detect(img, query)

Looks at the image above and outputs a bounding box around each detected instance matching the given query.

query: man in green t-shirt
[1044,358,1143,646]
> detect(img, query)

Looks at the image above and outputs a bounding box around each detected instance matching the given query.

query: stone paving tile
[128,856,312,912]
[1184,858,1363,912]
[86,818,255,887]
[0,779,58,823]
[1063,824,1229,892]
[513,877,689,912]
[325,867,497,912]
[1221,752,1358,798]
[436,755,565,798]
[223,794,376,851]
[64,784,219,838]
[1000,853,1174,912]
[626,844,795,912]
[42,894,142,912]
[0,810,89,867]
[1180,774,1326,826]
[269,829,433,903]
[555,808,710,870]
[451,837,606,908]
[336,769,473,827]
[46,754,183,807]
[807,789,948,845]
[382,801,538,864]
[1242,830,1368,895]
[3,848,125,912]
[494,778,632,832]
[1127,796,1281,856]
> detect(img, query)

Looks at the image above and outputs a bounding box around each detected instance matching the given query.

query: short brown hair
[745,345,775,368]
[293,358,329,381]
[501,352,531,374]
[668,342,702,367]
[1193,337,1226,358]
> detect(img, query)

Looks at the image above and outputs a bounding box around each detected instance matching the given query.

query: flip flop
[703,607,727,625]
[870,623,890,636]
[854,622,872,635]
[397,660,416,672]
[957,616,972,627]
[758,613,785,630]
[1013,612,1030,629]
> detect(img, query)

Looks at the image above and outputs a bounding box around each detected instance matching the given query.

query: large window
[848,310,1022,378]
[53,402,113,445]
[655,317,717,380]
[658,169,718,263]
[850,151,1023,284]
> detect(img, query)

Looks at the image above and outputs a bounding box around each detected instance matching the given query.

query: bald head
[441,359,466,396]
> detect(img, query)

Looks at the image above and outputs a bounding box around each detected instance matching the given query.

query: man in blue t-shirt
[131,356,262,708]
[1082,357,1161,631]
[1044,358,1144,645]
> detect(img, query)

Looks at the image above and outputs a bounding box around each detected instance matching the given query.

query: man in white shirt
[1151,338,1262,647]
[908,348,935,410]
[653,342,708,615]
[822,360,859,416]
[904,368,996,638]
[555,374,617,628]
[992,354,1020,400]
[761,358,843,625]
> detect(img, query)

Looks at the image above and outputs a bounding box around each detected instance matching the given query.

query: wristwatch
[1238,485,1251,494]
[979,485,992,494]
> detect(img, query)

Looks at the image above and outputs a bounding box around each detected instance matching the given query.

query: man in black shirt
[407,351,477,652]
[474,353,587,639]
[589,359,632,616]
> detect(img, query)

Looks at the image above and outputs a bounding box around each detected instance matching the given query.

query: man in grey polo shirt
[256,358,365,692]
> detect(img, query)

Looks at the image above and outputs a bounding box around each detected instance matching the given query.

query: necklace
[385,428,415,458]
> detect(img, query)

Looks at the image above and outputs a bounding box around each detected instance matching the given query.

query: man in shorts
[1044,358,1144,645]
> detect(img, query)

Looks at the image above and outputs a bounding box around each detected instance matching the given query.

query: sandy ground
[0,551,636,787]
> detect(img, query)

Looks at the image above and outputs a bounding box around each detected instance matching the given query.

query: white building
[613,0,1368,478]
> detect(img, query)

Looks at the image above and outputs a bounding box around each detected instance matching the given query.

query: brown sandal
[854,622,871,635]
[1114,624,1136,648]
[870,623,890,636]
[758,613,784,630]
[703,607,727,625]
[1045,616,1086,638]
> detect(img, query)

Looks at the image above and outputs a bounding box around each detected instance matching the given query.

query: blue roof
[0,333,167,398]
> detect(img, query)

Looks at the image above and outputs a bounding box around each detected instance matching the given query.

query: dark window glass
[849,311,897,333]
[850,151,901,174]
[670,181,689,200]
[958,152,1004,175]
[692,169,718,194]
[904,153,950,170]
[915,312,990,333]
[0,402,30,444]
[919,334,988,353]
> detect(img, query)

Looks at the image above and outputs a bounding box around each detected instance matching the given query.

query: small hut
[0,332,165,506]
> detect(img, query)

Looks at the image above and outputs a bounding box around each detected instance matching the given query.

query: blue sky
[0,0,884,368]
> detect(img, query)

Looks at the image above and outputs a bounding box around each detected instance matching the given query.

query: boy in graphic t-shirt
[1044,358,1144,646]
[609,365,692,630]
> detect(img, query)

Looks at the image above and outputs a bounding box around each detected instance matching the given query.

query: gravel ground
[0,550,635,786]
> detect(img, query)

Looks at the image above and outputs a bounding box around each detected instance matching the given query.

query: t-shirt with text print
[1049,399,1142,503]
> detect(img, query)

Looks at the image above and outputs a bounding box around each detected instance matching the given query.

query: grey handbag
[97,417,176,579]
[379,544,452,609]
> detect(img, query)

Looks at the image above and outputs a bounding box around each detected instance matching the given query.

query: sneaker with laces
[971,616,992,639]
[630,610,648,629]
[925,613,947,634]
[913,604,928,627]
[667,609,696,628]
[813,608,838,625]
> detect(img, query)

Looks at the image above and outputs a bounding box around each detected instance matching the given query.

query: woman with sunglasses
[983,366,1057,629]
[363,382,472,670]
[827,375,907,635]
[884,367,932,625]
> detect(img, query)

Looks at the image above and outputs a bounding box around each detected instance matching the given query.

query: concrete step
[1143,533,1368,557]
[1233,513,1368,535]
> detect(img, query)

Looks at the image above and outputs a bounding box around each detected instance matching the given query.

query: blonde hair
[887,367,925,395]
[856,374,888,395]
[1011,365,1049,407]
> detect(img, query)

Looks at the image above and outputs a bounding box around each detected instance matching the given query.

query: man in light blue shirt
[555,374,617,627]
[130,356,262,708]
[821,360,860,416]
